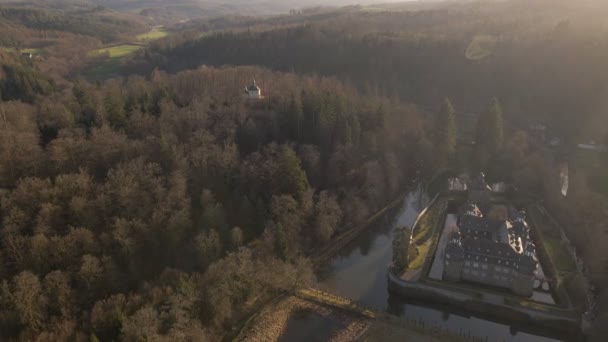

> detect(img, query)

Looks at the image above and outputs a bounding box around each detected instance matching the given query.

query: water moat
[315,186,582,341]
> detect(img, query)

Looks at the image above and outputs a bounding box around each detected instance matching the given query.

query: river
[315,187,565,342]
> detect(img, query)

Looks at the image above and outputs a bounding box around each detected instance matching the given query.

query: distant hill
[0,0,419,19]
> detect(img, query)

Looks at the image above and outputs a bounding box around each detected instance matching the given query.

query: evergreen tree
[476,97,504,153]
[273,224,288,261]
[474,97,504,170]
[434,98,457,159]
[275,146,308,203]
[286,94,303,141]
[104,91,127,131]
[392,226,410,272]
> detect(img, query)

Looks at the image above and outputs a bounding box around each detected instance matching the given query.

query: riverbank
[314,187,422,268]
[235,288,480,342]
[228,189,418,341]
[387,272,580,336]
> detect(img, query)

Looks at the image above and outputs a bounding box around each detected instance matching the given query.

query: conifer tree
[273,224,288,261]
[275,146,308,203]
[435,98,457,158]
[474,97,504,170]
[476,97,504,153]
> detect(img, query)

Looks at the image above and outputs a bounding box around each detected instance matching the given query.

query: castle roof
[459,215,503,234]
[447,202,538,276]
[462,238,537,274]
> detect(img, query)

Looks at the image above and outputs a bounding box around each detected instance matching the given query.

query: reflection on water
[279,310,344,342]
[315,187,564,342]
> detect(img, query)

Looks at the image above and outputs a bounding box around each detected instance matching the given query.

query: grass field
[85,44,144,78]
[573,148,608,198]
[543,236,577,273]
[137,26,168,41]
[407,198,448,272]
[92,44,144,58]
[0,47,42,54]
[528,206,578,273]
[84,26,169,79]
[465,34,497,61]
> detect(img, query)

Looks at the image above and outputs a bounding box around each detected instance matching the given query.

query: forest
[0,53,435,339]
[1,0,608,340]
[132,0,608,145]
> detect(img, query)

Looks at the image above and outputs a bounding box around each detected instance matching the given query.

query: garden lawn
[543,236,577,272]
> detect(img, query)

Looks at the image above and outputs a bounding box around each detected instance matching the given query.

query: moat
[315,187,569,341]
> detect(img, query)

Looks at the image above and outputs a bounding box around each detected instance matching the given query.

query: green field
[137,26,169,41]
[85,44,144,78]
[92,44,144,58]
[465,34,497,61]
[407,198,448,272]
[573,148,608,198]
[528,206,578,273]
[0,47,42,54]
[544,236,577,272]
[84,27,169,79]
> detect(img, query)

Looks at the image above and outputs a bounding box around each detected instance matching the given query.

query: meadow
[136,26,168,41]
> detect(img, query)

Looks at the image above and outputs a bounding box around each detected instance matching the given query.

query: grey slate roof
[446,202,539,276]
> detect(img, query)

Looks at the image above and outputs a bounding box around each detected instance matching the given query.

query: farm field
[137,26,168,41]
[573,148,608,198]
[91,44,144,58]
[465,34,498,61]
[83,26,170,79]
[0,47,42,54]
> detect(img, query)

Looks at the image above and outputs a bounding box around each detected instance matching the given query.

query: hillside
[130,0,608,144]
[0,0,423,19]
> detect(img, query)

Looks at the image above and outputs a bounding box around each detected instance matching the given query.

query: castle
[443,175,538,297]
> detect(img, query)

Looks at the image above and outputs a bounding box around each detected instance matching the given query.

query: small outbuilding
[243,79,262,99]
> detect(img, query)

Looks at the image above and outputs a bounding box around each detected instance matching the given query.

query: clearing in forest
[91,44,144,58]
[84,26,169,79]
[137,26,169,41]
[465,34,497,61]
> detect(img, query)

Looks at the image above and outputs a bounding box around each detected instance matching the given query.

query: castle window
[473,262,479,268]
[482,264,488,270]
[496,266,502,272]
[465,261,470,266]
